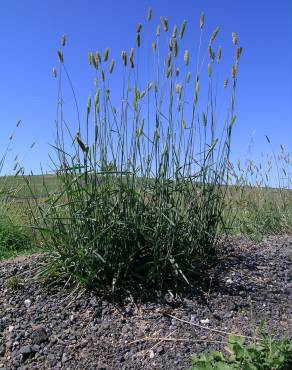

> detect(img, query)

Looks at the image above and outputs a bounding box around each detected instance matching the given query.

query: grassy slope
[1,174,292,260]
[0,174,60,198]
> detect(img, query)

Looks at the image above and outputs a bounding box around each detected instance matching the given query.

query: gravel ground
[0,235,291,370]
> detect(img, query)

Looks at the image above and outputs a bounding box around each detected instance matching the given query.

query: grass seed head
[236,47,243,62]
[76,132,88,154]
[147,81,153,91]
[186,71,191,83]
[217,46,222,62]
[176,83,183,94]
[121,51,127,66]
[109,59,115,74]
[169,38,173,51]
[232,32,238,45]
[184,50,189,66]
[61,34,66,47]
[130,48,134,68]
[173,38,178,57]
[179,20,186,39]
[210,27,219,44]
[195,79,200,102]
[94,90,100,107]
[152,41,157,52]
[103,48,109,62]
[232,64,237,78]
[57,50,64,63]
[156,24,161,37]
[224,79,228,88]
[208,45,215,62]
[92,55,97,68]
[136,23,142,33]
[96,52,101,63]
[140,89,146,99]
[88,52,93,65]
[195,79,200,94]
[52,67,57,77]
[172,25,177,38]
[136,32,141,48]
[160,16,168,32]
[147,7,152,21]
[200,12,205,29]
[167,52,172,67]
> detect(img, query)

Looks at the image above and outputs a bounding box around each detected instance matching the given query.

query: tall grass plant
[27,9,242,295]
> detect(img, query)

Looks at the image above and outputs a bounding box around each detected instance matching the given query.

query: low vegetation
[0,215,32,259]
[191,330,292,369]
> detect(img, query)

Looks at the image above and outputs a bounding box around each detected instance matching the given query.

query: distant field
[1,174,292,200]
[0,174,60,198]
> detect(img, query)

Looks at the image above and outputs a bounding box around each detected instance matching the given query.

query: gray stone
[32,326,48,345]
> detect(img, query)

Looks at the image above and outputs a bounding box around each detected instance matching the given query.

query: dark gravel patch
[0,235,291,369]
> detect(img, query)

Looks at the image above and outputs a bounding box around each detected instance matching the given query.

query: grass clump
[191,332,292,370]
[28,9,242,295]
[6,275,21,291]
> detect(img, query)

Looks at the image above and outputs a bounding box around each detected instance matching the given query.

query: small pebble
[24,299,31,308]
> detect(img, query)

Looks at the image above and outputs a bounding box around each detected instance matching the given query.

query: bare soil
[0,235,291,369]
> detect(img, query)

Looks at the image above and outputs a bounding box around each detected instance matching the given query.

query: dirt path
[0,235,291,369]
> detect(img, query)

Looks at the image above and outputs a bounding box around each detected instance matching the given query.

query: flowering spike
[160,16,168,32]
[147,7,152,21]
[200,12,205,29]
[109,59,115,74]
[179,20,186,39]
[156,25,161,37]
[232,32,238,45]
[103,48,109,62]
[210,27,219,44]
[184,50,189,66]
[61,34,66,47]
[57,50,63,63]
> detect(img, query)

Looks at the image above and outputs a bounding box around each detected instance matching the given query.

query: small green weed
[191,332,292,370]
[6,275,21,291]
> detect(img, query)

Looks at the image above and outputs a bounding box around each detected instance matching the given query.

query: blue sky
[0,0,291,174]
